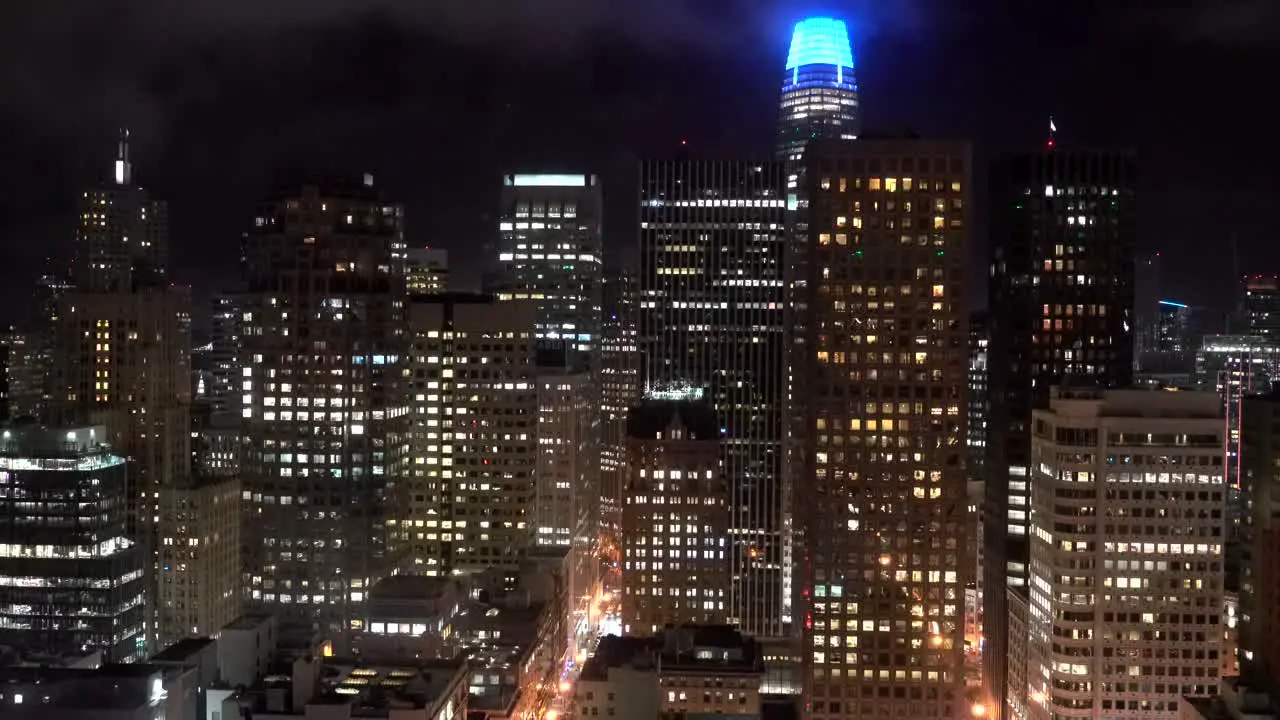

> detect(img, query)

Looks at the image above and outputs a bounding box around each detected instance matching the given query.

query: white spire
[114,127,131,185]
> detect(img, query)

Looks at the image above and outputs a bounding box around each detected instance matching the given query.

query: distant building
[405,294,538,577]
[621,395,727,634]
[156,473,241,646]
[776,17,860,161]
[0,424,145,662]
[1180,678,1280,720]
[1241,391,1280,688]
[985,147,1137,718]
[575,626,765,720]
[639,159,789,637]
[1245,276,1280,339]
[600,268,639,546]
[239,179,411,636]
[71,129,168,293]
[407,247,449,295]
[495,173,603,368]
[0,330,42,419]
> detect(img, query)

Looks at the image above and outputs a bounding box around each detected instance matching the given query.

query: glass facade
[640,160,790,638]
[0,425,144,662]
[496,174,603,369]
[777,18,860,162]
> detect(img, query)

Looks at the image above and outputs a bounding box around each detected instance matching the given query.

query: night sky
[0,0,1276,328]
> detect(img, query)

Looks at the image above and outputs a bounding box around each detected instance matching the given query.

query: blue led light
[786,17,854,72]
[1158,300,1188,309]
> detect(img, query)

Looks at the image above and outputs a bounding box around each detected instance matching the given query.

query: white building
[1023,387,1225,720]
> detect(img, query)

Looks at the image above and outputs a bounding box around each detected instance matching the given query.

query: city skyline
[0,1,1274,322]
[0,5,1273,719]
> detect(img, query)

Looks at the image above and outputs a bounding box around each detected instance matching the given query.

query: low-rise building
[1181,678,1279,719]
[574,626,764,720]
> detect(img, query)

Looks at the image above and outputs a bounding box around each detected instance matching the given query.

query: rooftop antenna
[114,128,131,185]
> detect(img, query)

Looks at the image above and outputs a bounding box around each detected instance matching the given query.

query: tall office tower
[536,366,596,548]
[600,268,640,545]
[51,288,193,533]
[1134,251,1162,368]
[1197,335,1280,490]
[1241,391,1280,687]
[405,294,538,577]
[496,173,603,368]
[0,425,145,661]
[207,293,244,422]
[72,130,168,292]
[156,473,241,644]
[240,180,411,637]
[0,331,42,419]
[985,147,1136,719]
[1019,388,1224,720]
[48,135,192,655]
[537,354,601,660]
[967,311,990,668]
[776,17,860,162]
[406,247,450,295]
[620,393,727,634]
[0,339,9,423]
[968,311,990,475]
[1155,300,1192,354]
[639,160,789,637]
[33,270,73,415]
[1245,276,1280,339]
[792,137,972,719]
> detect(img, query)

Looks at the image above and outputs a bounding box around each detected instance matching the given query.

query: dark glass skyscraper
[984,148,1136,719]
[0,424,145,662]
[239,180,411,639]
[776,17,860,162]
[496,174,604,370]
[639,160,790,637]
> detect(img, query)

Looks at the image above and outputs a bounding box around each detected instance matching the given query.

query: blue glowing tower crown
[786,17,855,72]
[777,16,860,159]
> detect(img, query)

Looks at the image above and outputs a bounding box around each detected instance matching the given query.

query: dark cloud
[1176,0,1280,49]
[1103,0,1280,52]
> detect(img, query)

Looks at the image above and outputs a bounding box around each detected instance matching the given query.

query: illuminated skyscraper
[777,17,860,162]
[600,269,639,545]
[1021,388,1224,720]
[51,135,192,653]
[496,174,603,369]
[239,180,411,639]
[0,425,145,662]
[1245,276,1280,339]
[620,394,727,634]
[794,137,972,719]
[404,294,538,577]
[985,148,1136,719]
[639,160,790,638]
[72,129,168,292]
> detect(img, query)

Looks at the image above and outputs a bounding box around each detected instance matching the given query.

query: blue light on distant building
[1158,299,1188,309]
[786,17,855,75]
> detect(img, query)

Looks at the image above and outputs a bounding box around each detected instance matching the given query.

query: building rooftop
[151,637,214,663]
[627,398,720,441]
[369,575,454,602]
[223,612,276,632]
[580,626,761,681]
